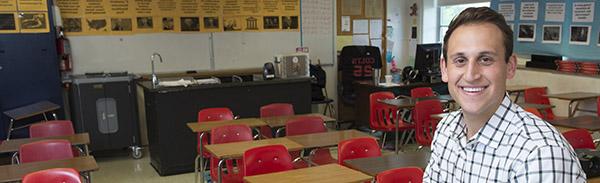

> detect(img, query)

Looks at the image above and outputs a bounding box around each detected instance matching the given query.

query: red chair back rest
[23,168,82,183]
[243,145,293,176]
[260,103,294,117]
[29,120,75,138]
[411,87,434,98]
[285,116,326,136]
[369,92,398,129]
[198,107,234,122]
[597,97,600,117]
[376,167,424,183]
[19,139,74,163]
[524,108,543,118]
[413,99,443,147]
[562,129,596,149]
[210,124,253,180]
[338,137,381,165]
[524,87,555,120]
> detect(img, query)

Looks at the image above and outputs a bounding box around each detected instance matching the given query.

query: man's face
[441,23,516,117]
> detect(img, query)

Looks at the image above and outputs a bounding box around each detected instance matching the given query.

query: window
[439,2,490,42]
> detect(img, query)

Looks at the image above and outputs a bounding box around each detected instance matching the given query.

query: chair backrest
[524,108,543,118]
[285,116,326,136]
[29,120,75,138]
[243,144,293,176]
[376,167,424,183]
[210,124,253,179]
[524,87,555,120]
[411,87,434,98]
[338,137,381,165]
[413,99,443,147]
[597,97,600,117]
[369,92,398,129]
[19,139,74,163]
[260,103,294,117]
[197,107,234,122]
[562,129,595,149]
[23,168,82,183]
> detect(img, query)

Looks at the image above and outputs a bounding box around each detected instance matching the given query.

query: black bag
[310,64,326,101]
[576,149,600,178]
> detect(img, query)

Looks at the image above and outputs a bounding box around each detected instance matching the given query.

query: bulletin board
[491,0,600,61]
[336,0,387,65]
[0,0,50,33]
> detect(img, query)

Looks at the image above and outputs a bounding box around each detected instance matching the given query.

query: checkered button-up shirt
[424,94,586,182]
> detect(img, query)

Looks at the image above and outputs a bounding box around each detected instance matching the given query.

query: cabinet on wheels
[69,75,142,158]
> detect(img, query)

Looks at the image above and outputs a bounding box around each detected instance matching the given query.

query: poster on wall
[498,3,514,21]
[110,17,133,34]
[0,0,17,11]
[17,0,47,11]
[520,2,538,21]
[281,15,298,30]
[544,3,565,22]
[19,12,49,33]
[569,25,590,45]
[572,2,594,23]
[542,25,561,44]
[242,16,261,31]
[0,12,19,33]
[160,16,178,32]
[517,23,535,42]
[83,17,109,34]
[180,16,199,32]
[133,16,155,32]
[63,17,83,33]
[223,16,242,31]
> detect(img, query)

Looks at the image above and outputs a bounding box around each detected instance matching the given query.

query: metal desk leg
[217,159,226,183]
[84,144,90,156]
[52,112,57,120]
[514,93,521,103]
[275,127,285,138]
[11,152,18,164]
[195,132,206,183]
[568,100,577,118]
[6,119,14,140]
[395,109,400,154]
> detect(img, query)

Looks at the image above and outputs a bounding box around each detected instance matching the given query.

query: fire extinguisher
[56,27,72,72]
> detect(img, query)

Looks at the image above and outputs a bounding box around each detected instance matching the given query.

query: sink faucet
[151,52,163,88]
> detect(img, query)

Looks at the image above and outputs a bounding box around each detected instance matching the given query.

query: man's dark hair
[443,7,513,62]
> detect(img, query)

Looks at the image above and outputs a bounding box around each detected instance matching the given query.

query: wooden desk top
[343,152,431,176]
[0,156,98,182]
[204,138,304,159]
[549,116,600,131]
[0,133,90,153]
[546,92,600,101]
[286,130,374,149]
[431,113,449,119]
[244,164,372,183]
[186,118,266,133]
[506,85,540,93]
[260,113,336,128]
[3,101,60,120]
[517,103,555,110]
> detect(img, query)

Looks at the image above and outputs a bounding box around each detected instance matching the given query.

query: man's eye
[479,57,494,66]
[453,58,467,66]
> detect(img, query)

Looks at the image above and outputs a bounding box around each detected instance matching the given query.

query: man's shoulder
[506,108,569,149]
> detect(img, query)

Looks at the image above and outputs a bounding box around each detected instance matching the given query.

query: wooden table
[546,92,600,117]
[506,85,539,102]
[0,156,99,182]
[3,101,60,140]
[260,113,336,128]
[343,152,431,176]
[0,133,91,160]
[286,130,374,149]
[548,116,600,131]
[431,113,450,119]
[186,118,266,133]
[244,164,372,183]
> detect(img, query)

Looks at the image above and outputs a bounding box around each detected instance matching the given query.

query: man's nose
[464,60,482,81]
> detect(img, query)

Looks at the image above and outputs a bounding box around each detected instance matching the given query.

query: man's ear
[506,54,517,79]
[441,57,449,82]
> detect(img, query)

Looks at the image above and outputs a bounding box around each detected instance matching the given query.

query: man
[424,7,585,182]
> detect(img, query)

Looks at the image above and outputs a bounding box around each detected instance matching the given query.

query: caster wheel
[131,147,143,159]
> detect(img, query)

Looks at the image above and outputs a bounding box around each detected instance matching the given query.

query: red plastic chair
[243,144,293,176]
[285,116,336,168]
[338,137,381,165]
[411,87,434,98]
[413,99,443,148]
[376,167,424,183]
[209,124,253,183]
[23,168,82,183]
[369,92,415,148]
[29,120,75,138]
[524,108,543,118]
[19,139,74,163]
[562,129,595,149]
[197,107,234,158]
[524,87,555,120]
[260,103,295,138]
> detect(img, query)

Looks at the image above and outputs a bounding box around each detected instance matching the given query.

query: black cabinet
[69,75,141,157]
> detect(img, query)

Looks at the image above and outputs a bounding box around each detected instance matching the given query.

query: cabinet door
[74,83,111,151]
[104,81,139,148]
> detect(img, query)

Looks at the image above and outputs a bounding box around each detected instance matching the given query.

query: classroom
[0,0,599,182]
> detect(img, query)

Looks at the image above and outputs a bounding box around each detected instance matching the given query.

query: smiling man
[423,7,585,182]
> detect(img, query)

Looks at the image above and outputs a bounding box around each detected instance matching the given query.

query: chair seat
[311,98,334,105]
[371,123,415,132]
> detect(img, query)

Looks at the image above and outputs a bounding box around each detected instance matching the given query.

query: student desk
[0,156,98,182]
[546,92,600,117]
[260,113,336,128]
[3,101,60,140]
[548,116,600,132]
[243,164,372,183]
[205,138,304,183]
[286,130,374,149]
[0,133,91,157]
[343,152,431,176]
[506,85,540,102]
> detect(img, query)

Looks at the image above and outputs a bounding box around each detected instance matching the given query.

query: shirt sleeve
[510,145,586,183]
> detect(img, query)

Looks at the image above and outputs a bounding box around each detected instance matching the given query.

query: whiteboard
[69,0,335,74]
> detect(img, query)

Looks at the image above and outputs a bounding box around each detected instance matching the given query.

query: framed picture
[518,23,535,42]
[597,31,600,46]
[542,25,561,44]
[569,25,590,45]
